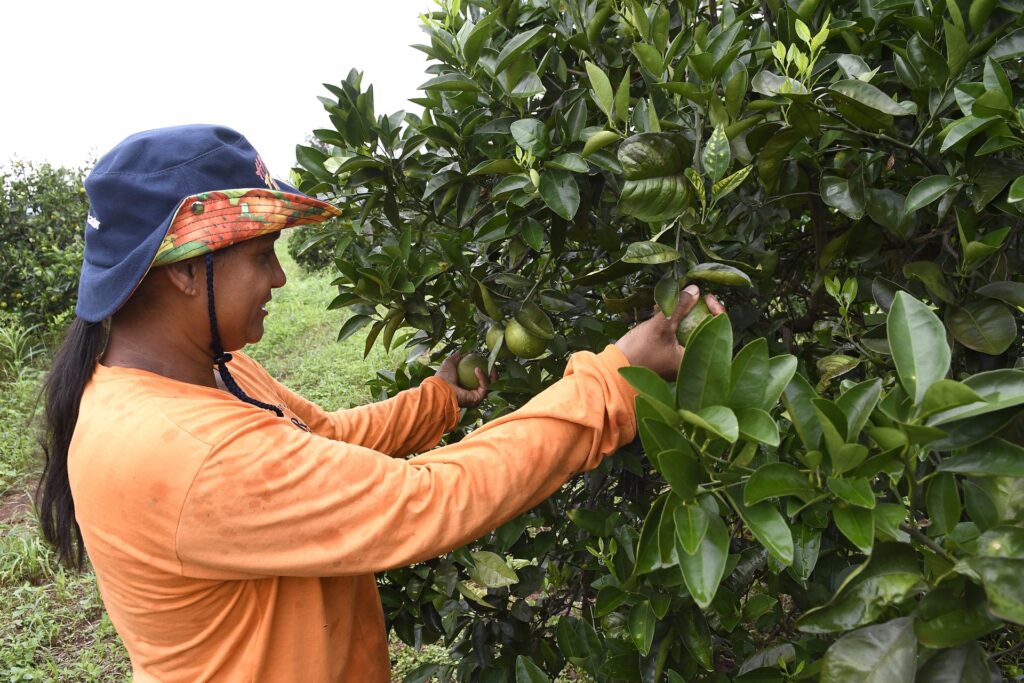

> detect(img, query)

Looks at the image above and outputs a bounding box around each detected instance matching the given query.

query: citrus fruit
[457,353,488,390]
[676,297,712,346]
[504,320,548,359]
[485,323,514,360]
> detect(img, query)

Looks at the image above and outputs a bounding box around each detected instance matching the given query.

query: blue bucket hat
[76,124,340,323]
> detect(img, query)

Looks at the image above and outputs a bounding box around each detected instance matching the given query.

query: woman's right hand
[613,285,726,379]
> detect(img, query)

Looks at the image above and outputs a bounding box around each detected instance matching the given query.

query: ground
[0,235,451,681]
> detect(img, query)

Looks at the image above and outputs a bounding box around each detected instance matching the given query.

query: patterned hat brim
[152,188,342,268]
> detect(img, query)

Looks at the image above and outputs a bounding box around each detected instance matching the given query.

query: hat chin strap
[204,253,284,417]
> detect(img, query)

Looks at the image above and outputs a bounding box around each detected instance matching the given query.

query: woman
[37,124,723,682]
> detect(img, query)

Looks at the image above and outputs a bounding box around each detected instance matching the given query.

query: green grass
[0,233,434,681]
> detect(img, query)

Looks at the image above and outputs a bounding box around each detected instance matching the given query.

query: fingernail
[684,284,699,295]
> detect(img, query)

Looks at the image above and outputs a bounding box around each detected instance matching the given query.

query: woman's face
[210,233,287,350]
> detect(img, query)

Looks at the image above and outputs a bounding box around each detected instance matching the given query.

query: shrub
[295,1,1024,680]
[286,218,350,273]
[0,161,88,335]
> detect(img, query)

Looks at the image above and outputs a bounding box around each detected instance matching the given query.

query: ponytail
[37,316,105,570]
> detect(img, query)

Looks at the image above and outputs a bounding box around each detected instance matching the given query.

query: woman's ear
[162,258,203,297]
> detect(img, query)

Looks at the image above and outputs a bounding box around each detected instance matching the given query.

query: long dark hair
[37,316,106,570]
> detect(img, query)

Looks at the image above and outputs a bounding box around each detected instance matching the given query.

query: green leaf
[920,379,985,419]
[678,405,739,443]
[677,511,728,609]
[419,73,481,92]
[763,355,798,410]
[728,338,769,410]
[582,130,621,157]
[799,545,926,634]
[676,314,732,412]
[926,472,961,536]
[939,116,999,153]
[629,601,656,656]
[945,20,969,77]
[633,495,670,576]
[887,292,951,405]
[782,373,823,451]
[686,262,752,287]
[836,379,883,441]
[711,165,752,201]
[834,505,875,554]
[614,70,630,124]
[828,477,877,509]
[336,314,372,342]
[654,275,679,318]
[674,503,709,555]
[1009,176,1024,204]
[547,153,588,173]
[702,125,731,182]
[469,159,521,175]
[515,655,551,683]
[494,26,546,75]
[469,551,519,588]
[633,42,665,76]
[820,176,866,220]
[622,241,681,264]
[987,26,1024,61]
[511,118,549,157]
[619,366,675,408]
[976,280,1024,306]
[915,584,1002,648]
[948,300,1017,355]
[907,34,949,88]
[832,443,869,476]
[729,493,794,566]
[655,447,701,501]
[745,463,814,505]
[820,618,916,683]
[904,176,961,214]
[737,408,780,446]
[903,261,956,304]
[816,355,861,390]
[617,132,694,222]
[938,437,1024,477]
[585,61,615,121]
[538,170,580,221]
[915,643,990,683]
[828,80,918,116]
[968,526,1024,624]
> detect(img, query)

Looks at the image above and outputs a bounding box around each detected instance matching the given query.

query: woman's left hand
[436,353,496,408]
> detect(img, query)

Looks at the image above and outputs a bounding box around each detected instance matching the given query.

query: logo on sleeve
[87,214,101,230]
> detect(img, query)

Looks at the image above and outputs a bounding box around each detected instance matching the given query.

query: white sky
[1,0,432,177]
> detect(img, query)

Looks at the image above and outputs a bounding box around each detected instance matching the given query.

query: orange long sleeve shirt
[68,346,638,682]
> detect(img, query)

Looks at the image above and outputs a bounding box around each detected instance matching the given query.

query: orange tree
[294,0,1024,680]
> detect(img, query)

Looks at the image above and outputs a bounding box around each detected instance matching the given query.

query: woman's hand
[436,353,496,408]
[614,285,726,379]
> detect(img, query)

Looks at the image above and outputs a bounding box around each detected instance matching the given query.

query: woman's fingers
[705,294,726,315]
[669,285,701,330]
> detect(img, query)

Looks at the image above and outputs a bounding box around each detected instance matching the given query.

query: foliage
[0,161,88,334]
[295,0,1024,679]
[286,218,350,273]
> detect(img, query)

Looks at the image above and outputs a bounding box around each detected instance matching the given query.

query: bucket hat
[76,124,341,322]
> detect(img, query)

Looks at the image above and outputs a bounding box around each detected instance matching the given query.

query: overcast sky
[1,0,431,177]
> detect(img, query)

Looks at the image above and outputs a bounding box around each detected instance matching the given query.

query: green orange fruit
[457,353,488,390]
[485,323,514,360]
[504,320,548,359]
[676,298,712,346]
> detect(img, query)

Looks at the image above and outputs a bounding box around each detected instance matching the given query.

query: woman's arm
[174,346,637,579]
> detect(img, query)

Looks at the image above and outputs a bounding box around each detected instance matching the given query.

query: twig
[900,523,956,563]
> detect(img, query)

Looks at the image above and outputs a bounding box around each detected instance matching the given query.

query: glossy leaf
[678,405,739,443]
[729,493,794,566]
[678,511,728,609]
[676,313,732,412]
[820,617,916,683]
[926,473,961,535]
[515,655,551,683]
[538,170,580,221]
[655,447,701,501]
[829,80,917,115]
[622,241,681,264]
[674,503,709,555]
[887,291,951,405]
[938,437,1024,477]
[745,462,814,505]
[836,379,883,441]
[629,601,656,656]
[915,643,989,683]
[469,551,519,588]
[686,263,752,287]
[834,505,875,554]
[702,125,731,182]
[904,176,960,214]
[728,338,769,410]
[947,300,1017,355]
[782,373,823,450]
[736,407,780,446]
[828,477,877,509]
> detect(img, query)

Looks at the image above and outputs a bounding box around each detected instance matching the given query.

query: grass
[0,233,443,681]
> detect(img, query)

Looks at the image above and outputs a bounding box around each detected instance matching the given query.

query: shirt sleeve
[174,346,638,579]
[259,366,460,458]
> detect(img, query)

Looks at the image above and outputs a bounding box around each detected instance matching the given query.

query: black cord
[205,253,284,417]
